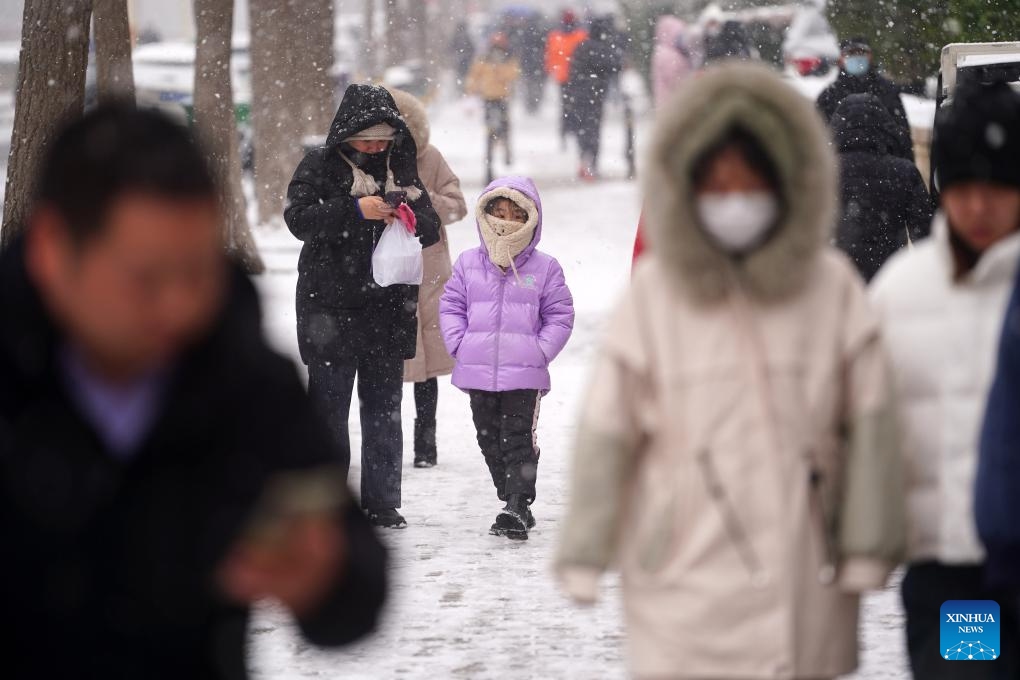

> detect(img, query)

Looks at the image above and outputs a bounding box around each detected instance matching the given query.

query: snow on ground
[903,94,937,131]
[248,86,911,679]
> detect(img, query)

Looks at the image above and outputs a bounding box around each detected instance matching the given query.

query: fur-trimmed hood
[386,87,431,151]
[643,62,837,305]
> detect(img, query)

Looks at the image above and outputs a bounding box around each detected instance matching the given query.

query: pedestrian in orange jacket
[545,10,588,146]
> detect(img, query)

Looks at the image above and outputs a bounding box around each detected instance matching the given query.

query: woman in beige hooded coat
[556,63,905,680]
[387,89,468,468]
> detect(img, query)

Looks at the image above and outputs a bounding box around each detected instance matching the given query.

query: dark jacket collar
[0,236,264,407]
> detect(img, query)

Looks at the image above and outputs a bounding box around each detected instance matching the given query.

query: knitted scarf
[477,194,539,275]
[338,148,423,202]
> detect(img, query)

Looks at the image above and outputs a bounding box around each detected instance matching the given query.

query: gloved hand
[395,203,417,234]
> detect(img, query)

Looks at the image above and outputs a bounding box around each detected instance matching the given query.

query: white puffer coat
[871,214,1020,564]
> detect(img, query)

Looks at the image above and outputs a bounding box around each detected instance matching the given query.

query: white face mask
[696,192,779,254]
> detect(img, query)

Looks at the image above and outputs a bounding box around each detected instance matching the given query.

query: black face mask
[342,145,386,166]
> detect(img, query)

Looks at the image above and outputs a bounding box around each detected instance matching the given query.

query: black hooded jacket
[285,84,440,365]
[818,68,913,161]
[564,18,623,132]
[0,240,387,679]
[833,93,932,281]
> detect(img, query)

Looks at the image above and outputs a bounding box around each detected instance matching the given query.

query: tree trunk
[383,0,407,69]
[249,0,334,226]
[409,0,431,86]
[94,0,135,103]
[248,0,288,225]
[433,0,458,74]
[300,0,335,138]
[362,0,377,78]
[1,0,93,247]
[193,0,264,273]
[248,0,300,226]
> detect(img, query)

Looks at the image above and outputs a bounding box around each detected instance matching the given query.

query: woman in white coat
[556,63,905,680]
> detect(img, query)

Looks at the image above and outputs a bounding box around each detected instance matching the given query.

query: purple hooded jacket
[439,176,574,393]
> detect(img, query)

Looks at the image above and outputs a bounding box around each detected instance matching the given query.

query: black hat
[933,80,1020,192]
[840,37,871,52]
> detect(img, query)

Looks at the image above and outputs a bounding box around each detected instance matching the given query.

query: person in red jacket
[632,212,646,263]
[545,10,588,147]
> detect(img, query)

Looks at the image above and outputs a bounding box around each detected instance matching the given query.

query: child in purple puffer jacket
[440,176,575,540]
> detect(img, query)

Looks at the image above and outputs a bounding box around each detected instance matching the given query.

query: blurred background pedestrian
[544,9,588,150]
[466,32,520,184]
[833,93,932,281]
[566,16,624,182]
[817,37,913,161]
[449,21,476,93]
[651,15,695,109]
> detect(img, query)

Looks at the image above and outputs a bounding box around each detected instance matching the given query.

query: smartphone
[238,467,349,548]
[383,191,407,209]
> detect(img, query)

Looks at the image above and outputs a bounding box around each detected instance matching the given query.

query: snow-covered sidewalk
[247,90,909,679]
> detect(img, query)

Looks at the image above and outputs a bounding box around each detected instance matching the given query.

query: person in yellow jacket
[466,33,520,184]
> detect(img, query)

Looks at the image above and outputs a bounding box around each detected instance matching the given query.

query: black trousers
[307,356,403,510]
[484,99,511,183]
[577,108,604,171]
[469,389,540,503]
[414,377,438,456]
[902,561,1020,679]
[559,84,573,141]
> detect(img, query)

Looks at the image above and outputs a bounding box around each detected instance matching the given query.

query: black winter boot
[367,508,407,529]
[491,494,530,540]
[413,380,439,468]
[413,419,437,468]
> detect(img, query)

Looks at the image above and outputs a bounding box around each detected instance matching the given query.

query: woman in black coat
[286,84,440,529]
[833,93,932,282]
[565,16,623,180]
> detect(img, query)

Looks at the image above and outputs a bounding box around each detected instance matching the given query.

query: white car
[133,40,252,112]
[929,42,1020,193]
[937,41,1020,107]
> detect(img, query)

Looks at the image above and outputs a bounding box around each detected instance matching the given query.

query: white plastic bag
[372,219,423,287]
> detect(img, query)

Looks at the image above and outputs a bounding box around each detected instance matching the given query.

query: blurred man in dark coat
[0,104,387,680]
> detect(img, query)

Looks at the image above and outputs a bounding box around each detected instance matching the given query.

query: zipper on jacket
[494,274,506,391]
[696,448,768,588]
[805,451,839,585]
